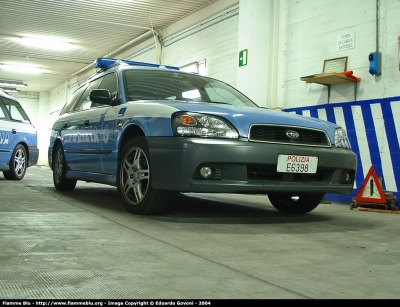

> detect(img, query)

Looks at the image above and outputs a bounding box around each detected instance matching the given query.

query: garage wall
[281,0,400,205]
[15,97,39,128]
[284,0,400,106]
[14,95,51,166]
[163,15,239,87]
[127,46,158,64]
[126,7,239,87]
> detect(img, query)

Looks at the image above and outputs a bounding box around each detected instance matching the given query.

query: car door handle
[84,120,89,127]
[12,129,16,134]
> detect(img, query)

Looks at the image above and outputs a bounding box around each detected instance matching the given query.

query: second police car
[0,88,39,180]
[48,58,357,215]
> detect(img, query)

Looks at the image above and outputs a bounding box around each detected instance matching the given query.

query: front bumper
[147,137,357,194]
[28,145,39,167]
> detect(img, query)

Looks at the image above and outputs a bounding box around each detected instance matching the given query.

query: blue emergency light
[93,58,179,71]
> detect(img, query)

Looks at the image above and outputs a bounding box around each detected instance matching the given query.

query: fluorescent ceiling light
[1,64,41,74]
[0,80,27,87]
[1,87,19,93]
[19,37,75,51]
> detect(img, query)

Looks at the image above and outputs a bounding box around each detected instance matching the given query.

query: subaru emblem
[286,130,299,139]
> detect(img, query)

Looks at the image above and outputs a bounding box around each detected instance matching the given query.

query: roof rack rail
[93,58,179,71]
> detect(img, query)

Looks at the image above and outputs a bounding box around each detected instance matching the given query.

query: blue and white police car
[0,89,39,180]
[48,58,357,215]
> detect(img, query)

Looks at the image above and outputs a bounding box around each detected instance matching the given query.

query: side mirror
[90,89,118,105]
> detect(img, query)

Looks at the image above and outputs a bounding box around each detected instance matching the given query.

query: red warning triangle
[354,166,386,204]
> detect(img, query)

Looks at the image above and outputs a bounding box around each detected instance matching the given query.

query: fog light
[199,166,213,178]
[341,172,351,184]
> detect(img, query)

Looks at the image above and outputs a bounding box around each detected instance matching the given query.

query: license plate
[277,154,318,173]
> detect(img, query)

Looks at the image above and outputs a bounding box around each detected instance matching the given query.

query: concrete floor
[1,166,400,300]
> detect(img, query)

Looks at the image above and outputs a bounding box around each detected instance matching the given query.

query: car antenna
[149,11,162,66]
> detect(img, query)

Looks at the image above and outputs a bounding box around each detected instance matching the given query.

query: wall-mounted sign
[239,49,248,67]
[337,32,355,51]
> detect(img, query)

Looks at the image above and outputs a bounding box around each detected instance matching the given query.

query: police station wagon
[48,58,357,215]
[0,89,39,180]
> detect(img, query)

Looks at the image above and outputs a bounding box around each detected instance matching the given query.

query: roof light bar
[94,58,179,71]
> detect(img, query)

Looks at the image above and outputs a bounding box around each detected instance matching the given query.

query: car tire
[3,144,27,180]
[117,137,171,215]
[267,193,324,214]
[52,143,77,191]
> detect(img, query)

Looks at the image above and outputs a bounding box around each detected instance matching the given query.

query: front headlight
[335,128,351,149]
[172,112,239,138]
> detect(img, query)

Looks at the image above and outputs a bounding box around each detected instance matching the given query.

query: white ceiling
[0,0,216,97]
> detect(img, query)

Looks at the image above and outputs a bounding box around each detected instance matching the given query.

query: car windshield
[123,69,258,107]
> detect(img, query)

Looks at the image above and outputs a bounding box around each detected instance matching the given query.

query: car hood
[143,100,339,140]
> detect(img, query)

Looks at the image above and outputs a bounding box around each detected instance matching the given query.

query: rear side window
[73,78,102,111]
[61,72,118,113]
[60,83,89,114]
[0,96,31,123]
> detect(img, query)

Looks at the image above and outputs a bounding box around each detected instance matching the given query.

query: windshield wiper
[209,101,230,105]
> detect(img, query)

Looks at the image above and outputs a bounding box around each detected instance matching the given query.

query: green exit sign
[239,49,248,67]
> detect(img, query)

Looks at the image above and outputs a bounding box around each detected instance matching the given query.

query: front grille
[249,124,331,147]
